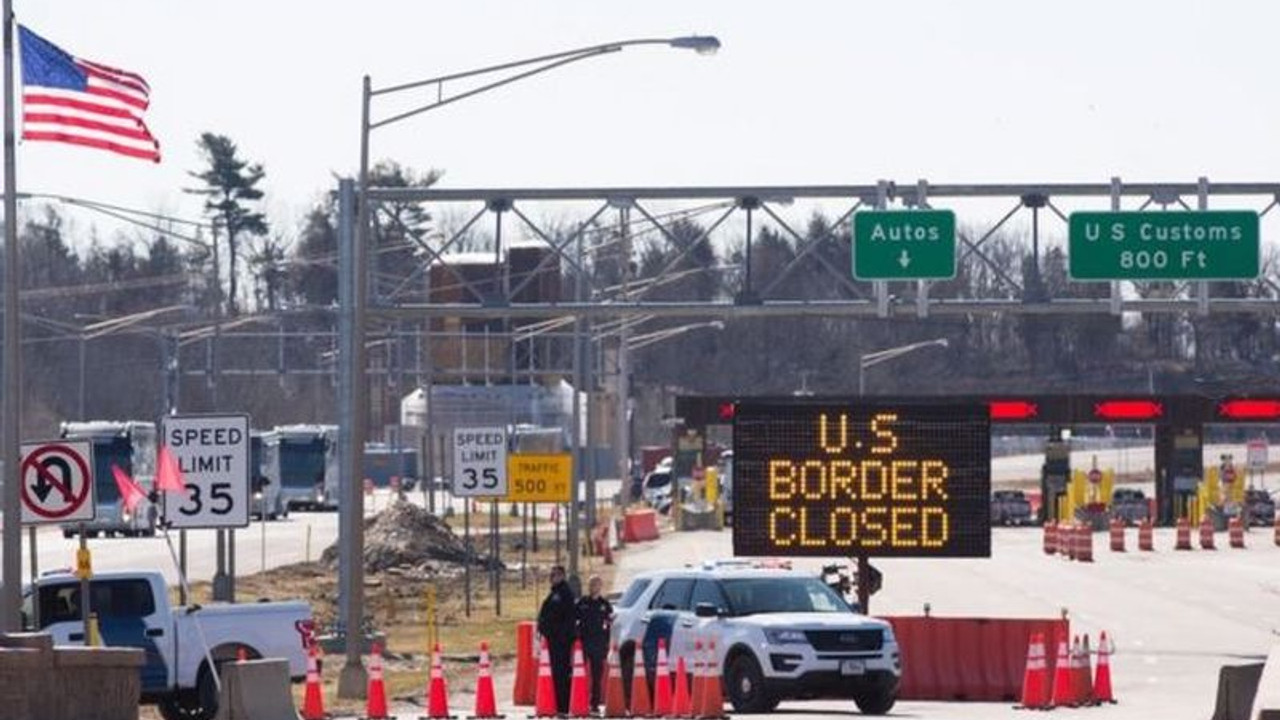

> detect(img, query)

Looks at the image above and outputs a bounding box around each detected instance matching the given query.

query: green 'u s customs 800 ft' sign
[1068,211,1259,281]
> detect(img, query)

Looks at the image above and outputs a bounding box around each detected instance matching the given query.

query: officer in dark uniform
[537,564,576,714]
[575,575,614,711]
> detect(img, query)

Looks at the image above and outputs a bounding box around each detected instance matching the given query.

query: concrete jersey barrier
[1210,663,1264,720]
[0,633,143,720]
[1252,644,1280,720]
[212,658,298,720]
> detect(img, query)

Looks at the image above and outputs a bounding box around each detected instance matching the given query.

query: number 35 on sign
[452,427,508,497]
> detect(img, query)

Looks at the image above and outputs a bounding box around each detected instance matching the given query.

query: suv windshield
[645,472,672,489]
[720,577,849,615]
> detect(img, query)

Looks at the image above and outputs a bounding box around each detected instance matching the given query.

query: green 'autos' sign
[852,210,956,280]
[1068,211,1259,280]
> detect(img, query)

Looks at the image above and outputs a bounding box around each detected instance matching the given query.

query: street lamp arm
[82,305,192,340]
[370,47,618,131]
[861,338,949,368]
[372,36,712,97]
[368,36,719,131]
[627,320,724,350]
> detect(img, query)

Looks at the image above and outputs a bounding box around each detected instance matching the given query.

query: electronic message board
[733,400,991,558]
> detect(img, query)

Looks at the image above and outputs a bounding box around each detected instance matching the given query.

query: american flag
[18,25,160,162]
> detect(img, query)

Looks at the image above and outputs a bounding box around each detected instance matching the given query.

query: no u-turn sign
[20,441,95,525]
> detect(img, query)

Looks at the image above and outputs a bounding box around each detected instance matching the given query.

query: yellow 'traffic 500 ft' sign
[505,453,573,503]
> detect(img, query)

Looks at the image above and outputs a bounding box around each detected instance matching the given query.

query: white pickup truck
[23,570,314,720]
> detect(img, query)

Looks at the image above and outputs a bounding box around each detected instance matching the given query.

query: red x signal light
[718,402,737,422]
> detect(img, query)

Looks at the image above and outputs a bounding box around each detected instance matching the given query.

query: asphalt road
[612,524,1280,720]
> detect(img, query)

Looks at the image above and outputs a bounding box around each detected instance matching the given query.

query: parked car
[611,564,900,715]
[1110,488,1150,525]
[1244,488,1276,527]
[990,490,1032,526]
[24,569,313,720]
[717,451,734,522]
[643,470,674,513]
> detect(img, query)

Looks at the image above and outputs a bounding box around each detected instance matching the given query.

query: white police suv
[611,562,900,714]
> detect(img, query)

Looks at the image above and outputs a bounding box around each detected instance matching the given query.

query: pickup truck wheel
[157,691,206,720]
[725,654,776,714]
[193,662,225,720]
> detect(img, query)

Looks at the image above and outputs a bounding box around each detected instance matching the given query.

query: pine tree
[186,133,269,315]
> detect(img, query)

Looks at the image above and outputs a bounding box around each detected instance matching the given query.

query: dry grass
[155,522,617,717]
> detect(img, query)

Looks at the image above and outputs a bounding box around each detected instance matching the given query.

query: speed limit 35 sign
[452,427,508,497]
[162,414,251,529]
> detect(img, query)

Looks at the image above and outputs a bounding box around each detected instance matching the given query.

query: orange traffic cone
[1017,632,1048,709]
[1085,632,1095,702]
[302,642,327,720]
[689,639,706,719]
[365,643,390,720]
[672,655,692,718]
[698,639,724,719]
[1094,631,1117,704]
[533,639,557,718]
[653,639,674,717]
[569,641,591,718]
[472,641,502,719]
[602,644,629,718]
[427,642,454,719]
[1080,634,1095,705]
[629,644,652,718]
[1048,632,1074,708]
[1068,636,1084,706]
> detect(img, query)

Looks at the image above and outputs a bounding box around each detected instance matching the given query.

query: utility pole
[2,0,25,631]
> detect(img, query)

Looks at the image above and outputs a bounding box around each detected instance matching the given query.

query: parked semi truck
[58,420,157,538]
[260,424,338,511]
[249,430,287,520]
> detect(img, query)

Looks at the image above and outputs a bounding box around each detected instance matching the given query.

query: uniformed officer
[537,564,576,713]
[576,575,614,710]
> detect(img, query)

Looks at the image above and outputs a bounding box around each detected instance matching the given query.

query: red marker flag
[111,463,146,513]
[156,445,186,493]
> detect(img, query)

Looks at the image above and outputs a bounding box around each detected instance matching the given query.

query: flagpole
[2,0,24,632]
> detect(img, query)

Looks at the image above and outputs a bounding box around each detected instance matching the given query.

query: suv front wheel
[853,679,897,716]
[725,654,778,714]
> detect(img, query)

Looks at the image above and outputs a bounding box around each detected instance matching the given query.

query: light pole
[625,320,726,351]
[857,338,949,395]
[341,34,721,697]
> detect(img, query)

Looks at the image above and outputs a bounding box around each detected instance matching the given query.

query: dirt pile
[321,500,499,576]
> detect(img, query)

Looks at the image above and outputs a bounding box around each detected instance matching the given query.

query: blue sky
[12,0,1278,246]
